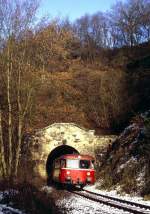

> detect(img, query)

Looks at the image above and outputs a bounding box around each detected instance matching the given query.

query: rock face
[96,112,150,196]
[21,123,116,185]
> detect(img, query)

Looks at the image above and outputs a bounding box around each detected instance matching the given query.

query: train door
[53,159,60,182]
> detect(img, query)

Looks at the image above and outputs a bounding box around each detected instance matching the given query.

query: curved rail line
[68,189,150,214]
[84,189,150,211]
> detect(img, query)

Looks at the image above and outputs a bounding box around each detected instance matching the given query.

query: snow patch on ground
[43,186,131,214]
[118,157,137,172]
[41,185,54,193]
[56,193,131,214]
[0,204,24,214]
[120,124,138,138]
[0,191,25,214]
[136,169,146,189]
[84,184,150,206]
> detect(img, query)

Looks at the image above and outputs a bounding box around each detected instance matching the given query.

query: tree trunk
[14,116,22,177]
[7,46,13,177]
[14,63,22,177]
[0,109,7,177]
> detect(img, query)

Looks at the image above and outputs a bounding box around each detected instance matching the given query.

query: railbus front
[52,154,95,188]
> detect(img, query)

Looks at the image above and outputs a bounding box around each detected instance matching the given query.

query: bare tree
[90,12,109,48]
[109,0,150,47]
[0,0,39,178]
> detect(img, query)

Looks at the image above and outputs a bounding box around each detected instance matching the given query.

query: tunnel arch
[46,145,79,183]
[24,123,116,185]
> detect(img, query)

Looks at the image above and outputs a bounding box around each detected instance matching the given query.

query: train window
[80,160,90,169]
[66,159,79,169]
[54,160,60,169]
[60,159,66,168]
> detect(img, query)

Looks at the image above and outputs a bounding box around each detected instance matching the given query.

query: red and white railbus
[52,154,95,188]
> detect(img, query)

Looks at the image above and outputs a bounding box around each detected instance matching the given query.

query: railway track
[69,189,150,214]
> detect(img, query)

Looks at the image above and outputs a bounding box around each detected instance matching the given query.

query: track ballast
[69,188,150,214]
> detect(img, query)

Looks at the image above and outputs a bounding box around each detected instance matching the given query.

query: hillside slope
[29,64,134,133]
[96,111,150,197]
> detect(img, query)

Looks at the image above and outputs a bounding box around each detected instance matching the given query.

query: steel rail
[69,189,150,214]
[84,189,150,211]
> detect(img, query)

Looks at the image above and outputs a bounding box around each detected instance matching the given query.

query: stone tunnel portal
[46,145,79,183]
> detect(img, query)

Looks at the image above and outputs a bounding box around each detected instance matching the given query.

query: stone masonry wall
[22,123,116,185]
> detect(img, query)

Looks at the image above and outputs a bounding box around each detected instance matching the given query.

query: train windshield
[79,160,91,169]
[66,158,94,169]
[66,159,79,168]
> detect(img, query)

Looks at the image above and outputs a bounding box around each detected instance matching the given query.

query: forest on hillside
[0,0,150,178]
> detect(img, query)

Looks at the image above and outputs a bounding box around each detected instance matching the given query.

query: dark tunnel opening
[46,145,79,184]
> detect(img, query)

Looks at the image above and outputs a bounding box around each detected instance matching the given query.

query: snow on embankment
[96,111,150,197]
[0,190,25,214]
[0,184,59,214]
[84,184,150,206]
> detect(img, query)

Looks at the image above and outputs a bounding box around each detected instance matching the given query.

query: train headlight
[87,172,91,176]
[66,176,71,181]
[66,171,70,175]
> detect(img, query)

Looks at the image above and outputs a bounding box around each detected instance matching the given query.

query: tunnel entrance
[46,145,79,184]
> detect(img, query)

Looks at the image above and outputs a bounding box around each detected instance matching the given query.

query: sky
[38,0,123,21]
